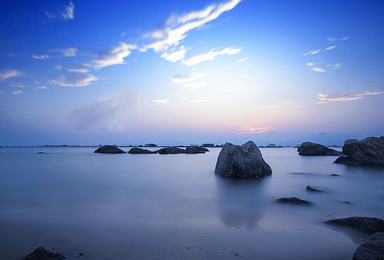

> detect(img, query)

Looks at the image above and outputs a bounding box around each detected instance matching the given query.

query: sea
[0,147,383,259]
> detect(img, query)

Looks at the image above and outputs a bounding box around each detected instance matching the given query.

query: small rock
[298,142,342,156]
[128,148,157,154]
[276,197,312,205]
[94,145,125,154]
[185,146,209,154]
[326,217,384,235]
[22,247,65,260]
[306,185,329,192]
[331,174,340,176]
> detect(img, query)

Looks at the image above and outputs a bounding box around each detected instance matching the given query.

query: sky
[0,0,383,146]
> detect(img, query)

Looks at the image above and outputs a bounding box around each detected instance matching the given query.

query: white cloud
[92,42,137,69]
[183,81,207,90]
[303,49,321,56]
[11,90,23,95]
[152,99,168,104]
[44,1,75,20]
[33,54,50,60]
[172,72,208,84]
[35,86,48,90]
[327,36,350,42]
[311,67,326,72]
[55,65,63,70]
[143,0,241,53]
[325,45,337,51]
[236,127,276,135]
[161,46,188,62]
[182,47,241,66]
[51,72,98,87]
[306,62,315,66]
[327,37,337,42]
[49,47,78,57]
[236,57,248,64]
[68,68,89,73]
[333,63,342,69]
[318,90,384,103]
[0,70,23,81]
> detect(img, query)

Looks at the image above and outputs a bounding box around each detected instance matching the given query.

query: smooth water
[0,147,384,259]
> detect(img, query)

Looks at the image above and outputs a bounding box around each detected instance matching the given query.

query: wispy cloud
[161,46,188,62]
[152,99,169,104]
[44,1,75,21]
[35,86,48,90]
[236,57,248,64]
[236,127,276,135]
[325,45,337,51]
[11,90,23,95]
[92,42,137,69]
[172,72,208,84]
[311,67,326,72]
[327,36,350,42]
[51,72,98,87]
[332,63,342,69]
[306,62,315,66]
[303,49,321,56]
[317,90,384,103]
[182,47,241,66]
[33,54,50,60]
[67,68,89,73]
[0,70,23,81]
[257,100,303,110]
[49,47,78,57]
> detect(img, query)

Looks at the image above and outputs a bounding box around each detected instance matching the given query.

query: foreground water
[0,147,384,259]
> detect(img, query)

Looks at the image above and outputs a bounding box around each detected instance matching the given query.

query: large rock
[128,148,157,154]
[158,147,186,154]
[94,145,126,154]
[353,232,384,260]
[215,141,272,179]
[298,142,341,156]
[22,247,65,260]
[325,217,384,235]
[334,156,361,166]
[340,137,384,166]
[185,146,209,154]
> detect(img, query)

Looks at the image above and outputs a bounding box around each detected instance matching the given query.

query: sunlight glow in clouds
[236,127,276,135]
[152,99,169,104]
[311,67,326,72]
[317,90,384,103]
[182,47,241,66]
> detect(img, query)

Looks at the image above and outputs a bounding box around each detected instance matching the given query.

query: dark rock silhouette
[215,141,272,179]
[353,232,384,260]
[326,217,384,235]
[158,147,186,154]
[185,146,209,154]
[306,185,329,192]
[298,142,341,156]
[94,145,125,154]
[22,247,65,260]
[335,137,384,166]
[276,197,312,205]
[128,148,157,154]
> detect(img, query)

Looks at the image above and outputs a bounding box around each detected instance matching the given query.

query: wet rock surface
[353,232,384,260]
[22,247,65,260]
[326,217,384,235]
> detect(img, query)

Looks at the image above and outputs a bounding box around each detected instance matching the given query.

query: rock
[341,137,384,166]
[306,185,329,192]
[325,217,384,235]
[185,146,209,154]
[334,156,361,166]
[22,247,65,260]
[94,145,125,154]
[331,173,340,176]
[215,141,272,179]
[353,232,384,260]
[276,197,312,205]
[158,147,186,154]
[128,148,157,154]
[37,152,45,154]
[298,142,342,156]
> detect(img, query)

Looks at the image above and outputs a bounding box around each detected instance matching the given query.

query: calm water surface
[1,147,384,259]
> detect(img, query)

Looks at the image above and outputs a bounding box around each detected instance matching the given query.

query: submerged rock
[158,147,186,154]
[298,142,341,156]
[334,156,361,166]
[276,197,311,205]
[185,146,209,154]
[128,148,157,154]
[22,247,65,260]
[94,145,125,154]
[326,217,384,235]
[331,173,340,176]
[338,137,384,166]
[353,232,384,260]
[306,185,329,192]
[215,141,272,179]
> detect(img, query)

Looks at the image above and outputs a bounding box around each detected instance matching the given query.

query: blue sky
[0,0,383,146]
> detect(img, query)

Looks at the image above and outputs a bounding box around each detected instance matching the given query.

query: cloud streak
[318,90,384,103]
[182,47,241,66]
[49,47,78,57]
[92,42,137,69]
[236,127,276,135]
[311,67,326,72]
[44,1,75,21]
[0,70,23,81]
[51,72,98,87]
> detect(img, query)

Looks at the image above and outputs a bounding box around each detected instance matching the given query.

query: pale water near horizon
[1,147,384,259]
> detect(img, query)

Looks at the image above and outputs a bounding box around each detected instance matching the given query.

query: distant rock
[128,148,157,154]
[94,145,126,154]
[353,232,384,260]
[276,197,312,205]
[326,217,384,235]
[306,185,329,192]
[144,143,157,147]
[337,137,384,166]
[331,173,340,176]
[22,247,65,260]
[37,152,45,154]
[215,141,272,179]
[298,142,342,156]
[185,146,209,154]
[158,147,186,154]
[202,143,215,147]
